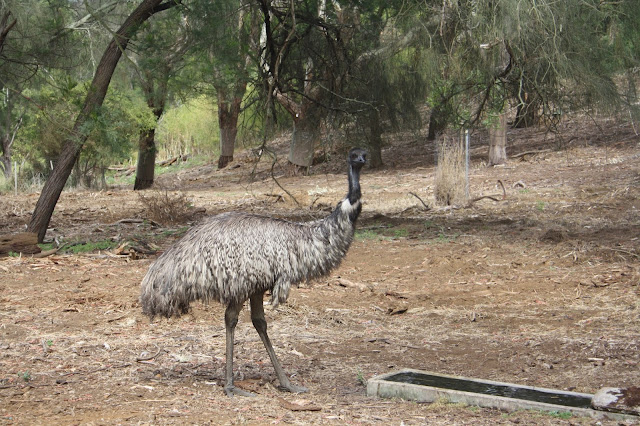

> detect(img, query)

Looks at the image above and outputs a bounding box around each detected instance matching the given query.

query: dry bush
[138,187,197,225]
[434,136,467,206]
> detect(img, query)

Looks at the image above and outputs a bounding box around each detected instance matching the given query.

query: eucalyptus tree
[334,0,427,168]
[257,0,358,170]
[27,0,180,243]
[188,0,258,170]
[131,6,189,190]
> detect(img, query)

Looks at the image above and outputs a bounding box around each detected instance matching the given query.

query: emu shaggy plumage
[140,148,366,396]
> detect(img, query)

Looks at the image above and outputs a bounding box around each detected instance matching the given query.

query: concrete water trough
[367,369,639,421]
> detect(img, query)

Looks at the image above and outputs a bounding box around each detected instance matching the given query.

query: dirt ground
[1,118,639,425]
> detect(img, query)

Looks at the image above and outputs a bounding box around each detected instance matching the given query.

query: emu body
[140,148,366,396]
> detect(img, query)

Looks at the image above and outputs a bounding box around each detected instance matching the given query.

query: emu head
[348,148,367,171]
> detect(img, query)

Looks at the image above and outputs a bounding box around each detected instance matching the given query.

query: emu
[140,148,367,396]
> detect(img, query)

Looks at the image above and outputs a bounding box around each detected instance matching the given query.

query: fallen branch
[0,232,41,256]
[408,192,431,211]
[111,218,160,227]
[511,149,551,159]
[466,180,506,207]
[32,247,62,258]
[335,277,371,292]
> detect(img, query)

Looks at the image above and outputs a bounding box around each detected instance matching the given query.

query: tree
[258,0,356,170]
[27,0,178,242]
[133,7,188,190]
[487,112,507,166]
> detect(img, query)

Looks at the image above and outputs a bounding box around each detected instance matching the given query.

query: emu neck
[347,164,362,205]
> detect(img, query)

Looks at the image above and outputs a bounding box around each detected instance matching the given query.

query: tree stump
[0,232,41,256]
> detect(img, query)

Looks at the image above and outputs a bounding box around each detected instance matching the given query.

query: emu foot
[279,383,308,394]
[224,385,257,397]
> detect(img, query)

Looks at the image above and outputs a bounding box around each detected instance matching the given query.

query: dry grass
[434,136,467,206]
[137,186,198,225]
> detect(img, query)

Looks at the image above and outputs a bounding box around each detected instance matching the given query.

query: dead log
[0,232,41,256]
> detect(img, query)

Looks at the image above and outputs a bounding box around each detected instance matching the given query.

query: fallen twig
[111,218,160,227]
[136,347,165,362]
[408,192,431,211]
[511,149,552,159]
[335,277,371,292]
[466,180,506,207]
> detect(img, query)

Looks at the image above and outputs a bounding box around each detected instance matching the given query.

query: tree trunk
[1,134,11,179]
[134,127,157,190]
[488,112,507,166]
[217,90,243,170]
[27,0,173,243]
[1,84,15,179]
[427,104,448,141]
[367,111,383,168]
[514,90,539,128]
[135,83,165,191]
[288,115,318,169]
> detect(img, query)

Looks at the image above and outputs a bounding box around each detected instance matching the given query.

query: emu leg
[249,292,308,393]
[223,301,255,397]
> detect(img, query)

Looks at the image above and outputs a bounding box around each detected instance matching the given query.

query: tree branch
[0,11,17,53]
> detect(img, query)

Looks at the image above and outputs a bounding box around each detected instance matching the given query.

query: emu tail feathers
[139,258,195,319]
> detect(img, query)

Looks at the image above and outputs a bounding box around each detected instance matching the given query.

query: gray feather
[139,197,361,318]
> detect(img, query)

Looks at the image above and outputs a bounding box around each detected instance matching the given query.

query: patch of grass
[66,240,117,254]
[392,228,409,238]
[429,231,459,244]
[536,201,546,211]
[502,409,574,421]
[547,411,573,419]
[8,251,20,257]
[356,369,366,386]
[38,242,56,251]
[18,371,31,382]
[155,226,190,239]
[355,229,389,241]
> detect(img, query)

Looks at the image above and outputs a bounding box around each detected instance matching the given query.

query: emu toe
[279,383,308,394]
[224,385,257,398]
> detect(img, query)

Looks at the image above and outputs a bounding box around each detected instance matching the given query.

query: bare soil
[1,118,639,425]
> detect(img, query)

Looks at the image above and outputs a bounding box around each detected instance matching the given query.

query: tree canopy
[0,0,637,240]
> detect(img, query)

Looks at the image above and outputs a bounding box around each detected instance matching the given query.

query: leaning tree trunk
[488,112,507,166]
[27,0,173,243]
[217,89,243,170]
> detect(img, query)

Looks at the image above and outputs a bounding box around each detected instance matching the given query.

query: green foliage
[356,369,366,386]
[16,76,154,187]
[2,0,637,192]
[156,95,219,158]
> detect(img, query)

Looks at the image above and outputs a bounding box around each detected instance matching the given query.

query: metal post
[14,161,17,195]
